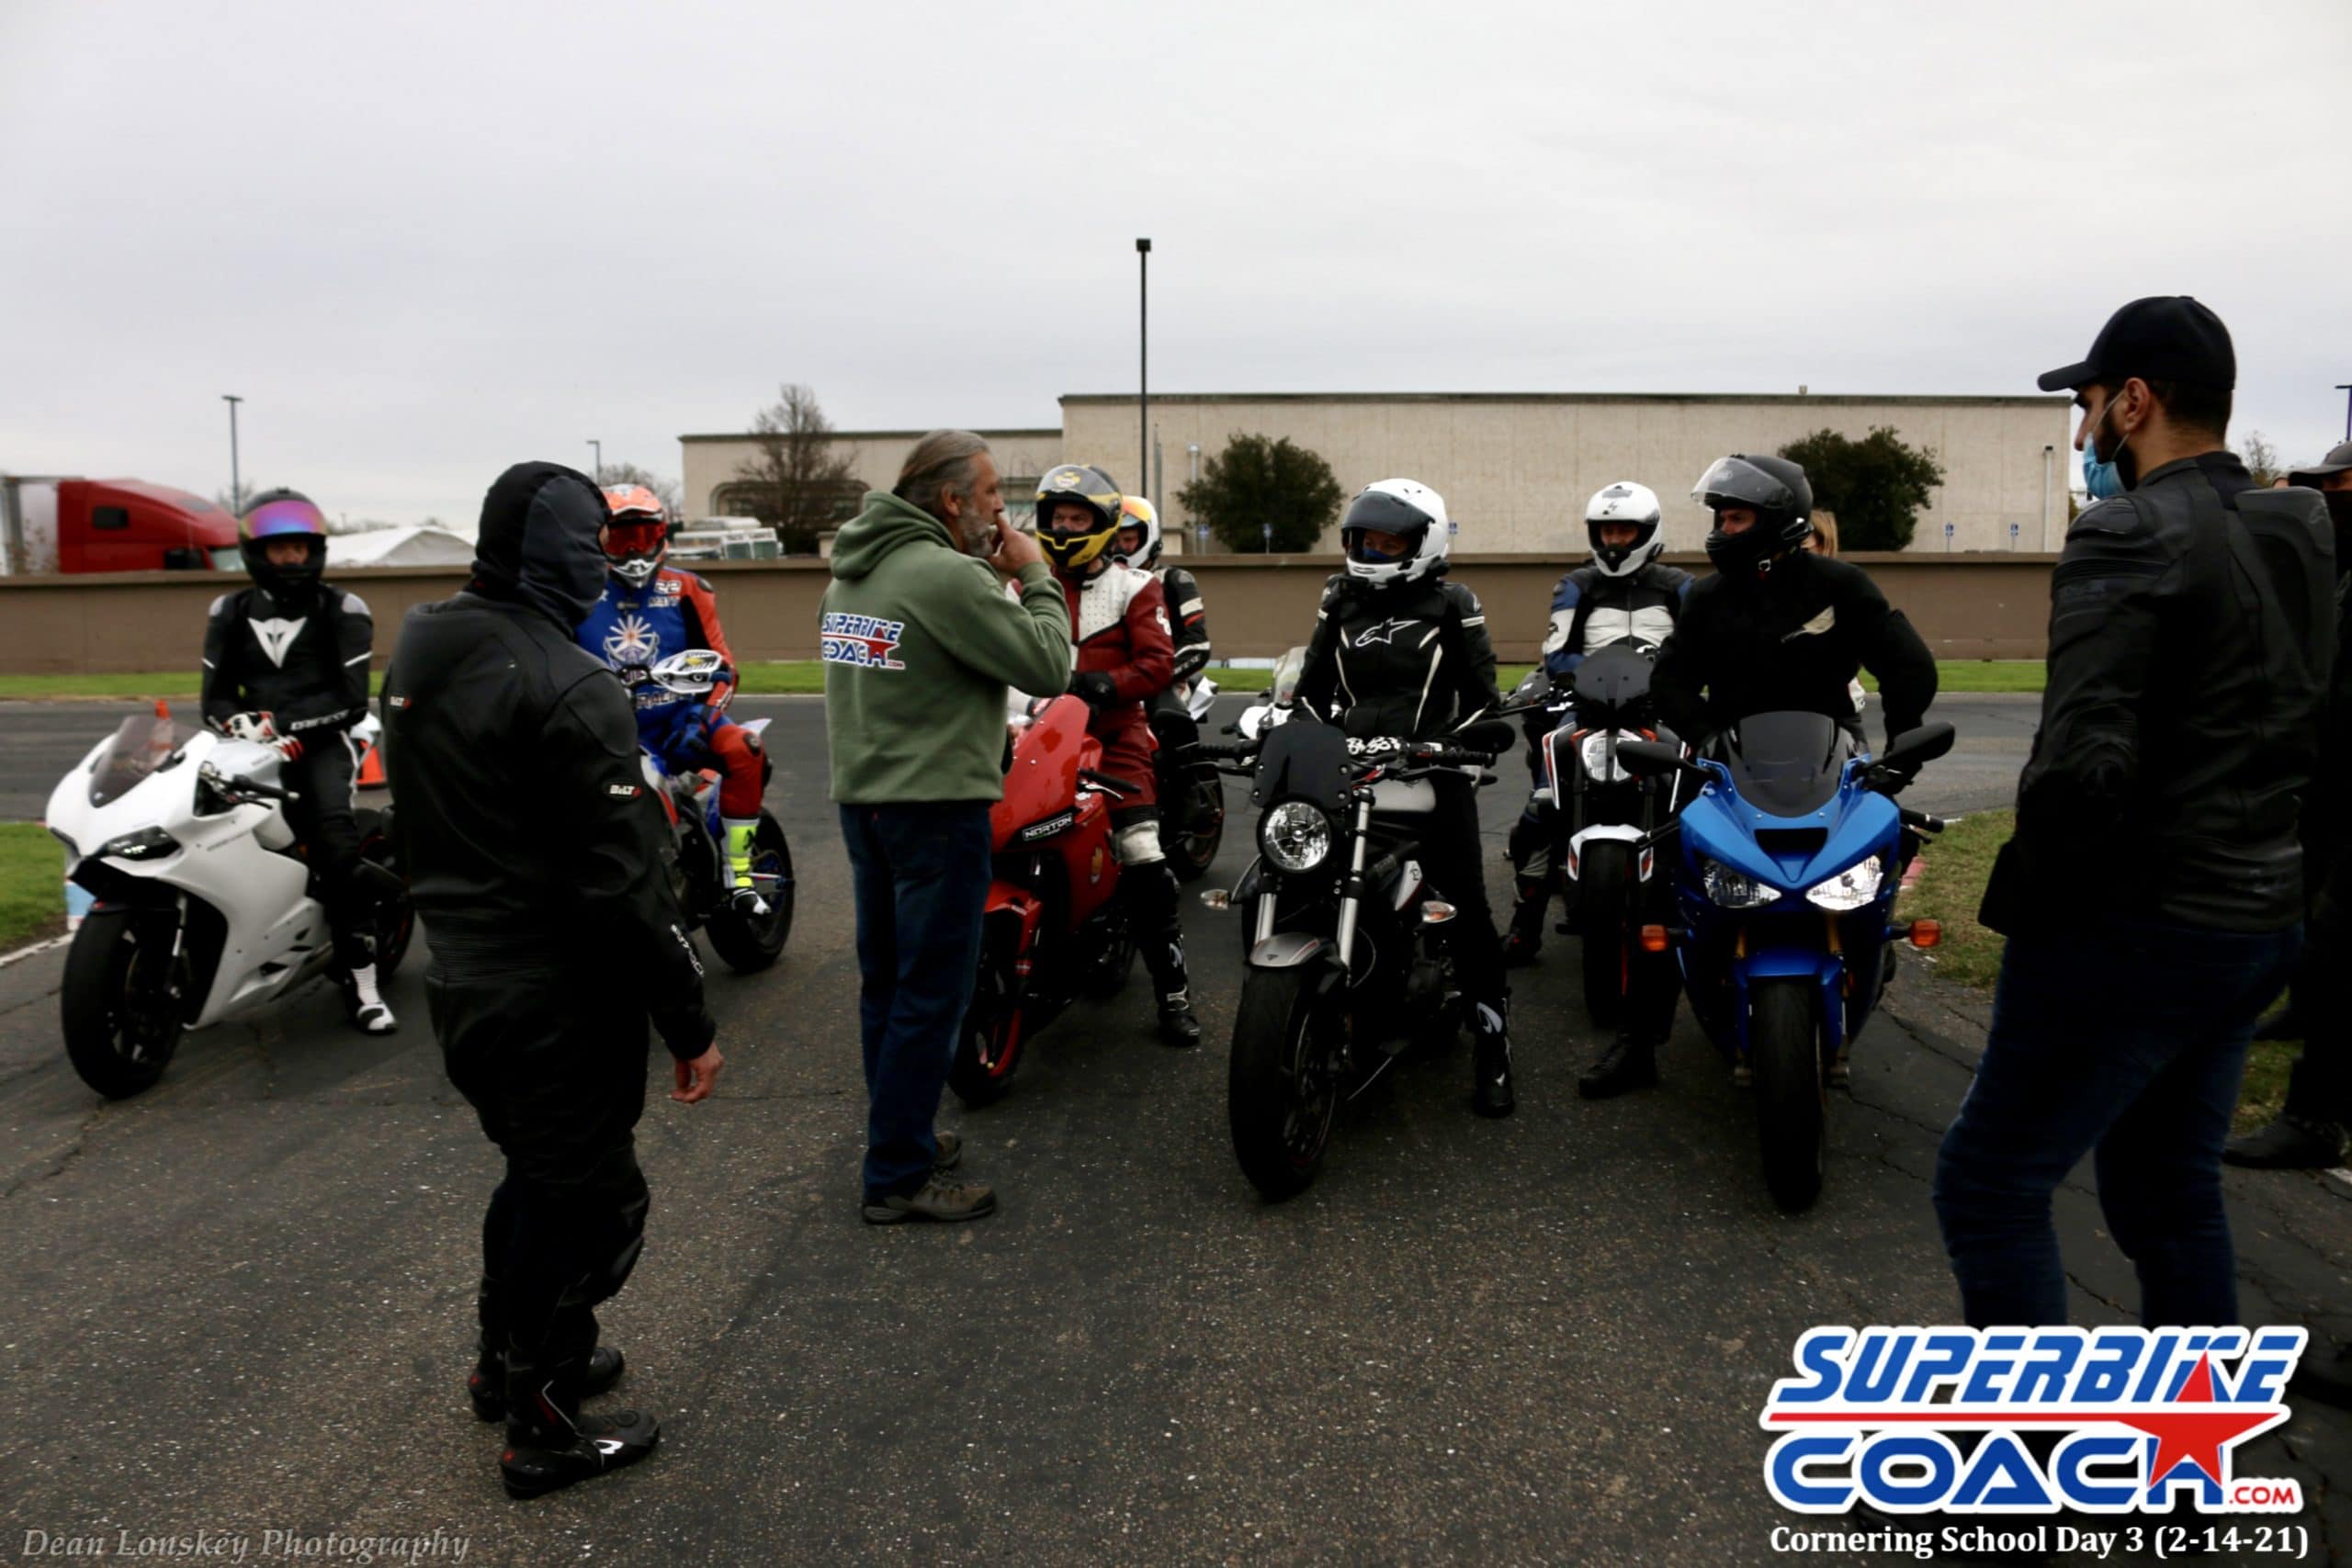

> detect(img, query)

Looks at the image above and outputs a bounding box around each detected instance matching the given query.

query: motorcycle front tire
[1576,840,1632,1031]
[1228,965,1340,1201]
[1750,977,1827,1213]
[949,931,1023,1109]
[61,908,182,1100]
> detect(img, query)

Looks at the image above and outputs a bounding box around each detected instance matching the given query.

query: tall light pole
[222,395,243,513]
[588,439,603,483]
[1136,238,1150,505]
[2337,385,2351,444]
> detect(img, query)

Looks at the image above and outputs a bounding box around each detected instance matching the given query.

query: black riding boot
[1470,996,1515,1118]
[1502,877,1549,965]
[499,1344,660,1501]
[1578,1032,1659,1100]
[1129,861,1200,1046]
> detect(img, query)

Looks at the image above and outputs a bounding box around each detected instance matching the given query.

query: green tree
[1176,433,1345,553]
[1776,426,1945,551]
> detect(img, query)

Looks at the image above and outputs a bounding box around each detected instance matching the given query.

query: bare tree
[2239,431,2283,488]
[731,383,860,553]
[597,460,683,515]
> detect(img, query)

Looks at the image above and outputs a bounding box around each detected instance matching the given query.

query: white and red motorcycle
[44,709,411,1098]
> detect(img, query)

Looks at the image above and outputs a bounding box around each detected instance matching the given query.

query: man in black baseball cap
[1934,296,2336,1331]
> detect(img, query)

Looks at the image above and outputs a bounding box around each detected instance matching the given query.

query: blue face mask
[2081,396,2130,502]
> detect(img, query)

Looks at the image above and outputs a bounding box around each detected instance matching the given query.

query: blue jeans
[1933,918,2300,1328]
[839,801,994,1201]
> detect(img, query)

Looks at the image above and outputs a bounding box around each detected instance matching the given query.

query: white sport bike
[45,711,412,1098]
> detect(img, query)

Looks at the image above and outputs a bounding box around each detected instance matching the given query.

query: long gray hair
[894,430,991,520]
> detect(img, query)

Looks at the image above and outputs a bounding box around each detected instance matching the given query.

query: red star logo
[2115,1353,2286,1489]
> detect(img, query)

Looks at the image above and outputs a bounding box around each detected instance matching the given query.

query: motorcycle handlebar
[1900,807,1948,834]
[1078,769,1145,797]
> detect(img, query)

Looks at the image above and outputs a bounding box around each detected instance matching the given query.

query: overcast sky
[4,0,2347,530]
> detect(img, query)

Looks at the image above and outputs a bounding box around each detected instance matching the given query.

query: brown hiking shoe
[933,1129,962,1171]
[863,1171,997,1225]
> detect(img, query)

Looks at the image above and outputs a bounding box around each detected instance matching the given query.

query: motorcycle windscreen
[88,716,202,807]
[1250,718,1351,811]
[1721,711,1849,817]
[1569,643,1655,714]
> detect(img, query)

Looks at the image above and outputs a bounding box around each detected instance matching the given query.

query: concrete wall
[1064,392,2074,557]
[0,554,2057,675]
[681,393,2073,558]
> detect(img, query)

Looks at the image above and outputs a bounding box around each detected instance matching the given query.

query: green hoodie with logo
[821,490,1073,804]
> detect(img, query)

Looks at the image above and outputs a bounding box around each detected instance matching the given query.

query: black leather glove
[1069,671,1118,709]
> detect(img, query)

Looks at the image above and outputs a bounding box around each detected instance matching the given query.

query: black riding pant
[1418,773,1505,1013]
[283,740,370,971]
[429,954,652,1370]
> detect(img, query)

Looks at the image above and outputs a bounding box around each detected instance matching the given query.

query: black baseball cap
[2289,441,2352,484]
[2037,295,2235,393]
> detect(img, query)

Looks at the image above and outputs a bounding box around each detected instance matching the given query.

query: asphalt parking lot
[0,694,2344,1565]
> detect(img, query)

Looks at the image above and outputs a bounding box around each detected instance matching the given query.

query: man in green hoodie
[823,430,1073,1224]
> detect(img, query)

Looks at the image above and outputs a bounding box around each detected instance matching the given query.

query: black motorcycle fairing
[1722,712,1849,817]
[1251,720,1352,811]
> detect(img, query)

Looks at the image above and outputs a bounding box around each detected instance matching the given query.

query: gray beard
[959,518,996,554]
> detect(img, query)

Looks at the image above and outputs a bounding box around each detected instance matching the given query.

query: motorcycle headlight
[101,827,180,863]
[1702,856,1779,909]
[1579,730,1631,783]
[1805,854,1885,912]
[1259,801,1333,874]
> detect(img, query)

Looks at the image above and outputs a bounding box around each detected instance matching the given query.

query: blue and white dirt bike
[638,649,795,973]
[1617,713,1952,1212]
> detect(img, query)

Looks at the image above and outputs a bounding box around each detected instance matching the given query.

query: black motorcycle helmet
[237,488,331,600]
[1693,455,1813,578]
[1035,464,1125,577]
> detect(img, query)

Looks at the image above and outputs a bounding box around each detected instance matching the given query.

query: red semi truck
[0,476,241,575]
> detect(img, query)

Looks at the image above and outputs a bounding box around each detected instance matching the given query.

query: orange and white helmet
[600,485,670,588]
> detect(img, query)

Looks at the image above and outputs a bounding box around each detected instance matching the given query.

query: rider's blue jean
[1932,917,2299,1329]
[839,801,994,1201]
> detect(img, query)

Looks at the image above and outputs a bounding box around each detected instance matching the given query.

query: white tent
[328,525,475,568]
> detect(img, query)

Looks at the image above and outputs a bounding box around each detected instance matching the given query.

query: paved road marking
[0,933,70,969]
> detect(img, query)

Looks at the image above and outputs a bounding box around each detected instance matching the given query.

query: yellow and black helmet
[1035,464,1124,573]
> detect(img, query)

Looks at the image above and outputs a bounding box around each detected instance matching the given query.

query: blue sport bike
[1617,712,1953,1212]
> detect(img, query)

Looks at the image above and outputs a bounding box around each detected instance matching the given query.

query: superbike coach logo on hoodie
[821,612,907,671]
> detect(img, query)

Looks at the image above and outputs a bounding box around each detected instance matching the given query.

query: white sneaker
[347,964,396,1035]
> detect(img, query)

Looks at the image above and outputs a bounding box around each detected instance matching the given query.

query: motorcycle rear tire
[357,829,414,980]
[1162,777,1225,883]
[1577,840,1631,1031]
[1751,978,1826,1212]
[1228,965,1340,1201]
[703,814,795,974]
[61,908,181,1100]
[949,936,1023,1109]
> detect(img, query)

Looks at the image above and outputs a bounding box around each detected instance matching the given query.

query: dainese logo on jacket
[821,613,907,671]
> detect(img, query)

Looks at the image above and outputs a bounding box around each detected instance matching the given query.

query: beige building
[682,391,2073,555]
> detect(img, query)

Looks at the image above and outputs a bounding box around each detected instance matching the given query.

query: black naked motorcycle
[1201,716,1514,1201]
[1537,641,1690,1029]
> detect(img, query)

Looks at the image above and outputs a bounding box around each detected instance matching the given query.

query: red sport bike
[949,694,1140,1107]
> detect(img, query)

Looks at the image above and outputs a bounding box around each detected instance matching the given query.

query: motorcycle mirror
[1875,720,1957,776]
[1453,717,1517,754]
[1616,739,1709,783]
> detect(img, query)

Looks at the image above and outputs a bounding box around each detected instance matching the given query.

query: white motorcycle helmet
[1584,480,1665,578]
[1341,479,1453,589]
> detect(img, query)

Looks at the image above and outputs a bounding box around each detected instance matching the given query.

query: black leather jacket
[1295,571,1500,741]
[1983,452,2334,934]
[380,464,715,1059]
[1652,550,1936,747]
[200,581,373,737]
